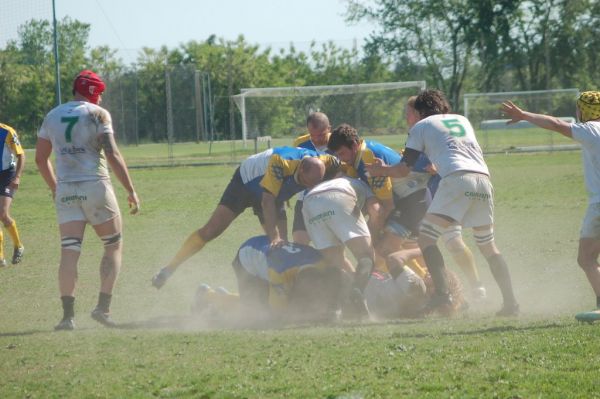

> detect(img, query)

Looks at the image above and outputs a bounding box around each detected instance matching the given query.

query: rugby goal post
[232,81,426,146]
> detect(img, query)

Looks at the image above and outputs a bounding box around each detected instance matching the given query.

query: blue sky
[50,0,376,62]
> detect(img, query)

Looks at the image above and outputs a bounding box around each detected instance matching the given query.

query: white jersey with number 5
[38,101,112,183]
[406,114,488,178]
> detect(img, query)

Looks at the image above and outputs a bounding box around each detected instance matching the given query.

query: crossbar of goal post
[232,81,427,147]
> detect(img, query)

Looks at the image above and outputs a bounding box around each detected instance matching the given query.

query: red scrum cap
[72,70,106,104]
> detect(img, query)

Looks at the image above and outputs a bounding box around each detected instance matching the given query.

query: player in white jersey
[302,176,378,317]
[35,70,140,330]
[367,89,518,317]
[502,91,600,323]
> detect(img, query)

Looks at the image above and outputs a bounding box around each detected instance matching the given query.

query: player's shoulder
[293,133,311,147]
[0,123,16,135]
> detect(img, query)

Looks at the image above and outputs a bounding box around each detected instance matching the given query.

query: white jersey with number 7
[406,114,489,178]
[38,101,112,183]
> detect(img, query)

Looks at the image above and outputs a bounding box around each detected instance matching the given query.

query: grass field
[1,147,599,398]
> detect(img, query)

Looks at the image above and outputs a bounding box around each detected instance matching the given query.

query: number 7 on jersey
[61,116,79,143]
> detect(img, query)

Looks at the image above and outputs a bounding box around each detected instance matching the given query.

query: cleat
[215,286,231,295]
[152,267,173,289]
[422,293,455,316]
[575,310,600,324]
[0,259,6,267]
[11,246,24,265]
[496,302,520,317]
[471,285,487,302]
[91,308,117,328]
[342,288,369,320]
[191,283,213,314]
[54,318,75,331]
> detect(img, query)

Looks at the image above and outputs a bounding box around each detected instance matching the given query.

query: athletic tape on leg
[61,236,82,252]
[101,232,122,247]
[474,227,494,245]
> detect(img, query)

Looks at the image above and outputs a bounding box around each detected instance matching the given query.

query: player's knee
[100,232,122,247]
[473,227,497,255]
[0,213,12,226]
[418,222,442,248]
[443,227,465,253]
[61,236,82,252]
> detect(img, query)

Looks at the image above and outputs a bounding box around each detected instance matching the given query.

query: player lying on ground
[191,236,350,323]
[502,91,600,323]
[152,147,342,289]
[367,89,519,317]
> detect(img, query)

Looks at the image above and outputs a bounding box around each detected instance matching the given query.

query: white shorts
[55,179,120,225]
[580,202,600,239]
[302,191,370,250]
[428,172,494,228]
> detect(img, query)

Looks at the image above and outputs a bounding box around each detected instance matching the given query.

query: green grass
[1,150,599,398]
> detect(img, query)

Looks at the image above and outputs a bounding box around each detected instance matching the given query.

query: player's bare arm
[101,133,140,214]
[261,191,284,247]
[9,152,25,190]
[34,137,57,198]
[365,158,411,178]
[501,100,572,138]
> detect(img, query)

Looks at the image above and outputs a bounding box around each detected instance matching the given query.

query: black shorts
[387,188,428,238]
[232,254,270,309]
[0,169,16,198]
[219,168,286,224]
[292,199,306,233]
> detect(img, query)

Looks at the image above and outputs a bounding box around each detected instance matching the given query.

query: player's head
[72,70,106,104]
[297,156,326,188]
[327,123,361,164]
[306,112,331,147]
[405,95,421,128]
[576,91,600,122]
[288,266,342,322]
[414,89,451,118]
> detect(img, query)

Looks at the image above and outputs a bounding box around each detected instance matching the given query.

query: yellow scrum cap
[577,91,600,122]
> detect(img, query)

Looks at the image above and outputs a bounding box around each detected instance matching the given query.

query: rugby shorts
[219,167,285,224]
[302,190,370,250]
[428,172,494,228]
[385,188,428,238]
[55,179,120,225]
[0,168,16,198]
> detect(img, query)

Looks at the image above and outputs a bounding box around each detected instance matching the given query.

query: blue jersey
[237,236,324,309]
[240,147,341,203]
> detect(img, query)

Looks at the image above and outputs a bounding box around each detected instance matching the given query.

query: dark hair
[327,123,360,152]
[414,89,451,118]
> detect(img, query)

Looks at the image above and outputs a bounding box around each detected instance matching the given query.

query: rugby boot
[91,307,117,328]
[575,310,600,324]
[54,317,75,331]
[12,246,24,264]
[152,267,173,289]
[495,302,520,317]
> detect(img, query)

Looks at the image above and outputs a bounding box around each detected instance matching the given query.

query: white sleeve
[571,123,600,145]
[38,116,50,140]
[406,123,425,152]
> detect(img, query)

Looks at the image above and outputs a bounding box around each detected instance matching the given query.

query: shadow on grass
[0,329,48,337]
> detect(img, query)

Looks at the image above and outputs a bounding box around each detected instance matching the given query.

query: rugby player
[0,122,25,266]
[292,112,331,245]
[152,147,342,289]
[193,235,346,323]
[36,70,140,330]
[502,92,600,322]
[302,176,378,317]
[367,89,519,316]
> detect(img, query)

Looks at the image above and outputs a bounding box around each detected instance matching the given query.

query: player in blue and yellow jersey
[292,112,331,245]
[192,235,345,322]
[0,123,25,266]
[152,147,342,289]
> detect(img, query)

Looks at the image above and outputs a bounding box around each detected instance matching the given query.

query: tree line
[1,0,599,145]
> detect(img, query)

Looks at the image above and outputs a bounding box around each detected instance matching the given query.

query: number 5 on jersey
[442,118,466,137]
[61,116,79,143]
